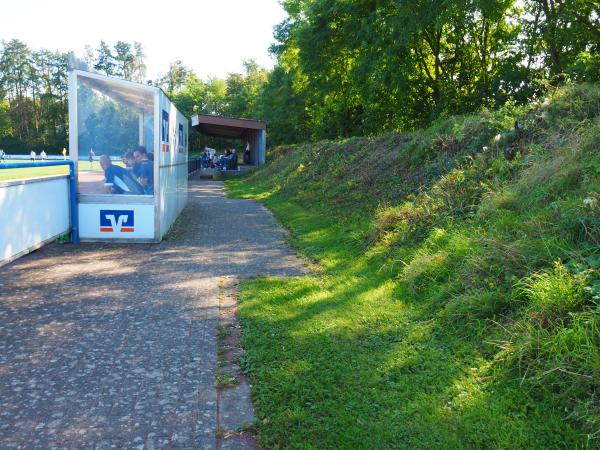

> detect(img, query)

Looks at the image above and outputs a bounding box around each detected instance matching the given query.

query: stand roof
[191,114,266,139]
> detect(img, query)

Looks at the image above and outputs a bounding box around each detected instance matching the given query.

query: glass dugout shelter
[68,70,189,242]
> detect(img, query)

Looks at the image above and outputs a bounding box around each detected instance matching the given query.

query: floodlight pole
[0,160,79,244]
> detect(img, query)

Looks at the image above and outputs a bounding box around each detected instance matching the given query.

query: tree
[259,64,309,145]
[158,60,190,94]
[0,39,33,141]
[0,40,68,151]
[203,77,228,115]
[114,41,134,79]
[0,99,13,138]
[524,0,600,80]
[94,41,115,76]
[131,42,147,83]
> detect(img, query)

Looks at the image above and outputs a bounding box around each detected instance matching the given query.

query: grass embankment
[225,83,600,448]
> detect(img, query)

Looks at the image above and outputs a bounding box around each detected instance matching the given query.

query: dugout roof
[191,114,266,139]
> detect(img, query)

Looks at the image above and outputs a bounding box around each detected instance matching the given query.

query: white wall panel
[158,92,188,239]
[0,176,69,265]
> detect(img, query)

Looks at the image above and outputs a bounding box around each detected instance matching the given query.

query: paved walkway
[0,179,305,449]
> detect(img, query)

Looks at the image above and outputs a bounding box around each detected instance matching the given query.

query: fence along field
[0,162,73,266]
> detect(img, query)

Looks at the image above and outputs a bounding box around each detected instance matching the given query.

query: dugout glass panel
[76,74,155,196]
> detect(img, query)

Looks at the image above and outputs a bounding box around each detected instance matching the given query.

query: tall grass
[226,83,600,448]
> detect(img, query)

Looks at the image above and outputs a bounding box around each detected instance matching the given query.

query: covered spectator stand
[68,70,189,242]
[190,114,266,166]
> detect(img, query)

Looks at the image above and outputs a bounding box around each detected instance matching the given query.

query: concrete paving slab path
[0,178,305,449]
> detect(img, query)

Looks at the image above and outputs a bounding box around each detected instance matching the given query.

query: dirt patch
[216,277,260,450]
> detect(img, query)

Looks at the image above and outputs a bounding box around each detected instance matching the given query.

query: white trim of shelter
[153,89,160,241]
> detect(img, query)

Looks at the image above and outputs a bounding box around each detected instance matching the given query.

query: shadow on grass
[238,272,579,449]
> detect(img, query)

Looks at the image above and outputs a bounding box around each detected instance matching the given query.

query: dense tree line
[162,59,269,150]
[260,0,600,144]
[0,39,267,153]
[0,40,68,152]
[0,39,149,152]
[1,1,598,152]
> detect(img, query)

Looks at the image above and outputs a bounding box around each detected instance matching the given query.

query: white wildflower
[583,197,598,208]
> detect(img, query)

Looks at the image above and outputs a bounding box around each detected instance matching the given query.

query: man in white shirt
[30,150,36,162]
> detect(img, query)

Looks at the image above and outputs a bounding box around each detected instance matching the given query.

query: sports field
[0,161,125,182]
[0,165,69,181]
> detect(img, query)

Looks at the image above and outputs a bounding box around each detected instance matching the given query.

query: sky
[0,0,288,80]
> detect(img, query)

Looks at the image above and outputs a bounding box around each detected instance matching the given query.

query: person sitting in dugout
[100,154,145,195]
[122,151,137,176]
[133,146,154,194]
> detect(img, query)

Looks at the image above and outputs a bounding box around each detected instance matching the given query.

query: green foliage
[163,59,269,151]
[0,39,148,153]
[4,0,599,152]
[157,60,190,94]
[225,83,600,448]
[259,0,600,145]
[92,40,146,82]
[0,39,68,152]
[0,99,13,137]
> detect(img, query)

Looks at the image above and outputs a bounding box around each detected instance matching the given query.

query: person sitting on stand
[244,141,251,164]
[224,148,233,170]
[201,149,209,169]
[228,149,238,170]
[219,153,228,171]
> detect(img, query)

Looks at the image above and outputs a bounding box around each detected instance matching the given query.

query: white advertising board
[78,203,155,240]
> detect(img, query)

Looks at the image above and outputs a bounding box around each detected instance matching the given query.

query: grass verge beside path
[226,182,577,449]
[225,83,600,448]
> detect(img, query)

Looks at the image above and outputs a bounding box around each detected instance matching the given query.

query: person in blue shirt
[201,149,209,169]
[99,155,144,195]
[230,149,238,170]
[122,151,138,176]
[133,146,154,194]
[219,154,228,171]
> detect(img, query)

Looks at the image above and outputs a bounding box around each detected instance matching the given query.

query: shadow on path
[0,178,305,449]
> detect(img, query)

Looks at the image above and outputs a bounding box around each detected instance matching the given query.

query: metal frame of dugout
[68,69,189,242]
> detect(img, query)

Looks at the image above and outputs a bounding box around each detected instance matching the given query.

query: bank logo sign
[100,210,135,233]
[178,123,184,152]
[161,110,170,153]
